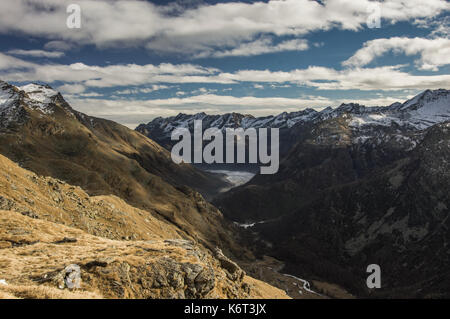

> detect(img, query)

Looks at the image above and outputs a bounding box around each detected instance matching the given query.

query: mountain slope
[0,80,237,256]
[0,209,288,299]
[0,152,289,299]
[252,121,450,297]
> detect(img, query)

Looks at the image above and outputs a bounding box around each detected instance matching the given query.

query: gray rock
[63,264,81,289]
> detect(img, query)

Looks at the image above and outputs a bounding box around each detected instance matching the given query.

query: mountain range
[1,79,449,298]
[0,79,297,299]
[136,89,450,169]
[137,88,450,297]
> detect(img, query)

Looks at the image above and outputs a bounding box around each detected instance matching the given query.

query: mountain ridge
[0,80,240,257]
[135,89,450,156]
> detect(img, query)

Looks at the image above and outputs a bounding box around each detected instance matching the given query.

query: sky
[0,0,449,128]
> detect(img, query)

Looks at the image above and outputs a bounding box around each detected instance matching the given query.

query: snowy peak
[396,89,450,129]
[19,83,62,115]
[0,80,70,116]
[346,89,450,130]
[400,89,449,111]
[20,83,58,105]
[0,80,77,130]
[335,103,367,114]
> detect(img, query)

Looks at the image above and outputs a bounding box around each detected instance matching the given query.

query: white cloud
[191,87,218,95]
[115,85,171,95]
[0,53,226,87]
[0,0,448,56]
[224,65,450,91]
[0,52,35,70]
[78,92,103,97]
[196,38,309,58]
[343,37,450,71]
[429,16,450,37]
[57,83,85,94]
[1,53,449,92]
[6,49,64,58]
[270,84,291,88]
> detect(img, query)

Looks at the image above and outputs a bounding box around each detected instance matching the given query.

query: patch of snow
[406,94,450,129]
[0,91,16,110]
[20,84,57,103]
[0,84,18,110]
[234,220,267,229]
[19,83,58,114]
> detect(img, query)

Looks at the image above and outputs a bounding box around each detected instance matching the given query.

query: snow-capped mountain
[213,90,450,298]
[342,89,450,131]
[136,89,450,151]
[136,108,319,138]
[0,81,74,129]
[0,81,66,113]
[19,83,60,114]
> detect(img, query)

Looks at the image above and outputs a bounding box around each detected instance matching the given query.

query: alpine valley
[138,88,450,298]
[0,80,290,299]
[1,79,449,298]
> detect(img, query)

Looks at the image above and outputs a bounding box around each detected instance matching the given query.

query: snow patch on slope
[19,83,58,114]
[0,86,17,110]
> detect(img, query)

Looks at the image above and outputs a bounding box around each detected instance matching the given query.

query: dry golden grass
[0,154,182,242]
[0,209,289,299]
[0,100,237,255]
[0,284,102,299]
[243,277,290,299]
[0,154,289,299]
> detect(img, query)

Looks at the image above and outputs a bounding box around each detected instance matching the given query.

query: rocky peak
[0,81,20,110]
[19,83,69,115]
[400,89,450,111]
[0,80,76,130]
[335,103,367,114]
[20,83,58,103]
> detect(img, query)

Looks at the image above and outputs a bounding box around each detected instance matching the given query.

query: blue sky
[0,0,449,127]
